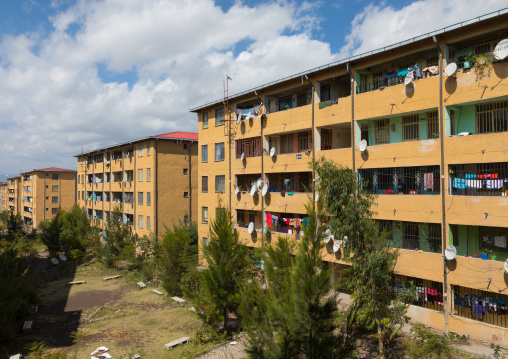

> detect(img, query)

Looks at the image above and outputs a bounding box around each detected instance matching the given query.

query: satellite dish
[457,132,470,136]
[250,184,256,197]
[315,192,319,202]
[494,39,508,61]
[333,241,340,252]
[270,147,276,157]
[359,139,368,152]
[235,187,240,195]
[241,153,245,161]
[342,235,348,247]
[504,259,508,273]
[325,228,331,235]
[404,72,413,85]
[59,254,67,261]
[444,62,458,77]
[248,222,254,234]
[324,235,331,243]
[262,184,268,197]
[236,113,241,124]
[445,245,457,261]
[300,230,304,237]
[51,258,59,265]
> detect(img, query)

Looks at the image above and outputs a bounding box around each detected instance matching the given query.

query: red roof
[155,131,198,141]
[0,182,7,185]
[36,167,75,172]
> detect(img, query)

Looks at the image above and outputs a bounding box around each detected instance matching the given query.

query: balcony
[445,129,508,165]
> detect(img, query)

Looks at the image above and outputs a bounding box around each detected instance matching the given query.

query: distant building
[0,182,7,212]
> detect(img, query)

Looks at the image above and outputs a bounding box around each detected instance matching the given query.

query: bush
[406,323,454,359]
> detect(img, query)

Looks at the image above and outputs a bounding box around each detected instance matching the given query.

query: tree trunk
[224,307,228,331]
[377,323,385,359]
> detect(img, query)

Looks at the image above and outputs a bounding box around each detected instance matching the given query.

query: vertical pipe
[155,139,159,238]
[229,108,232,214]
[304,76,316,203]
[188,141,192,222]
[348,63,356,172]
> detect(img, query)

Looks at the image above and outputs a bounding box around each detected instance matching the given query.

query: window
[147,216,151,230]
[138,169,143,182]
[427,111,439,139]
[138,144,144,157]
[52,197,58,203]
[215,107,224,126]
[147,168,151,182]
[52,174,59,180]
[203,112,209,129]
[426,56,438,67]
[215,143,225,161]
[52,208,58,214]
[184,144,188,150]
[321,84,330,102]
[183,168,188,175]
[296,92,307,107]
[476,101,508,134]
[138,215,144,229]
[147,143,151,156]
[450,110,455,136]
[138,192,143,205]
[236,137,261,159]
[202,145,208,162]
[147,192,151,206]
[52,185,58,192]
[402,114,419,141]
[474,43,491,55]
[280,134,294,154]
[375,119,390,144]
[202,207,208,223]
[202,237,209,246]
[321,129,332,150]
[184,191,189,198]
[202,176,208,193]
[298,131,310,151]
[215,175,226,193]
[279,96,292,111]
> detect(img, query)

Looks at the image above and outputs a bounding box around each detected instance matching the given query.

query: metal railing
[360,166,440,195]
[393,274,444,312]
[449,162,508,196]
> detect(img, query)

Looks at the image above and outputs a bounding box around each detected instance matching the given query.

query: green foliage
[406,323,454,359]
[6,212,24,241]
[491,343,508,359]
[25,341,67,359]
[12,232,38,258]
[198,201,251,331]
[102,206,134,268]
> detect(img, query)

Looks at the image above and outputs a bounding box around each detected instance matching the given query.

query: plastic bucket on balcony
[481,253,488,260]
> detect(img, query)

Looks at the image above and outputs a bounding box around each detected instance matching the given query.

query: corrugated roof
[155,131,198,140]
[35,167,76,172]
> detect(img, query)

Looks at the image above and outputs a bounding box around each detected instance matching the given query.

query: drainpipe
[155,138,159,238]
[188,141,192,223]
[304,75,316,202]
[433,35,449,336]
[347,63,355,172]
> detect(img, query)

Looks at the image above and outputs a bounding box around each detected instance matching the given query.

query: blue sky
[0,0,506,174]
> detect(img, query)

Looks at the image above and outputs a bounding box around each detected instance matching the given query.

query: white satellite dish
[333,241,340,252]
[457,132,470,136]
[262,184,268,197]
[250,184,256,197]
[236,113,241,124]
[324,235,331,244]
[359,139,368,152]
[315,192,319,202]
[248,222,255,234]
[325,228,331,235]
[51,258,59,265]
[404,72,413,85]
[445,245,457,261]
[504,259,508,273]
[270,147,276,157]
[300,230,304,237]
[494,39,508,61]
[342,235,348,247]
[241,153,245,161]
[235,187,240,195]
[59,254,67,261]
[444,62,458,77]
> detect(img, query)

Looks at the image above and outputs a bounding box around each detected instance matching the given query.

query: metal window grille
[427,111,439,139]
[267,172,312,192]
[215,143,225,161]
[360,166,440,194]
[403,115,419,141]
[478,226,508,254]
[321,84,330,102]
[476,101,508,134]
[297,92,307,107]
[375,119,390,144]
[236,137,261,159]
[202,176,208,193]
[215,108,224,126]
[427,56,438,67]
[280,134,294,154]
[451,285,508,329]
[449,162,508,196]
[298,131,310,151]
[399,222,441,253]
[321,129,333,150]
[394,274,444,312]
[138,169,143,182]
[215,175,225,193]
[474,43,491,55]
[402,222,421,250]
[236,174,261,191]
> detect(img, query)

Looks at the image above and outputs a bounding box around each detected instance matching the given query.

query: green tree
[103,206,134,268]
[6,212,24,241]
[199,202,251,331]
[60,204,98,257]
[39,210,63,255]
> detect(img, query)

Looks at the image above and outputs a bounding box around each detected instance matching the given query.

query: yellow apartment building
[76,132,198,241]
[192,10,508,345]
[0,182,7,212]
[6,176,21,215]
[17,167,77,228]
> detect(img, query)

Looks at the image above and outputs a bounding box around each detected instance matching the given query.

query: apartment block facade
[76,132,198,241]
[192,11,508,344]
[0,182,7,212]
[6,176,21,215]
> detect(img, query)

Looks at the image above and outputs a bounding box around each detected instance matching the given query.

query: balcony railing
[360,166,440,195]
[449,162,508,196]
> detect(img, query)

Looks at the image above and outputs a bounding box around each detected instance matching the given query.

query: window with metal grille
[478,226,508,253]
[474,43,491,55]
[375,119,390,144]
[427,111,439,139]
[202,145,208,162]
[203,112,208,129]
[52,185,58,192]
[394,274,444,312]
[321,84,330,102]
[202,176,208,193]
[138,144,144,157]
[321,129,332,150]
[267,172,312,192]
[298,131,310,151]
[296,92,307,107]
[236,137,261,159]
[403,221,420,250]
[280,134,294,154]
[378,220,393,241]
[147,168,151,182]
[427,56,438,67]
[138,192,143,205]
[400,222,441,253]
[52,174,59,180]
[403,114,419,141]
[452,284,508,329]
[52,197,58,203]
[476,101,508,134]
[215,107,224,126]
[215,175,225,193]
[138,215,144,229]
[138,169,143,182]
[146,192,151,206]
[449,162,508,196]
[236,174,261,191]
[215,143,225,161]
[373,72,384,90]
